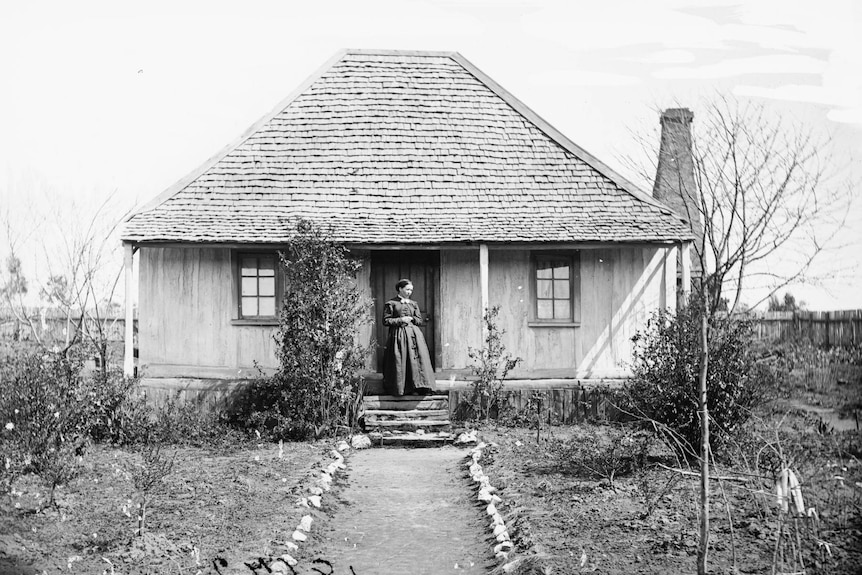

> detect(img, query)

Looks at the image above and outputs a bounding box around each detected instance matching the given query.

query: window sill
[528,321,580,328]
[231,318,279,326]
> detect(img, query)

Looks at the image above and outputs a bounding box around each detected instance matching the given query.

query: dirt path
[307,447,493,575]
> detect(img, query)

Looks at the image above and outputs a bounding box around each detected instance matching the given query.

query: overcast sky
[1,0,860,310]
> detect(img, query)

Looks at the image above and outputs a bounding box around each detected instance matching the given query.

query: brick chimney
[653,108,703,280]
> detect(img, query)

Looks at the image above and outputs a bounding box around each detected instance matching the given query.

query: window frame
[529,251,580,327]
[232,251,283,325]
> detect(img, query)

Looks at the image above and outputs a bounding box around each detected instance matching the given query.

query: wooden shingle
[123,50,693,245]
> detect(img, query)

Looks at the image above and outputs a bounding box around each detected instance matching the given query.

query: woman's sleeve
[383,302,400,326]
[411,302,424,326]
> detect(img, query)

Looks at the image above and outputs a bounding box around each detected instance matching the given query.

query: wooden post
[123,242,135,378]
[680,241,692,308]
[479,243,489,335]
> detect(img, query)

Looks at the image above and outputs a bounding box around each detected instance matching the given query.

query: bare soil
[0,441,334,574]
[479,415,862,575]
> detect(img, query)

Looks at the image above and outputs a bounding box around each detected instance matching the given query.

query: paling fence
[0,311,136,365]
[746,310,862,347]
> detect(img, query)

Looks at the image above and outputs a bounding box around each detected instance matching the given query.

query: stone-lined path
[308,447,493,574]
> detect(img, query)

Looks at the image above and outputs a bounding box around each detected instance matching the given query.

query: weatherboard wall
[137,244,675,382]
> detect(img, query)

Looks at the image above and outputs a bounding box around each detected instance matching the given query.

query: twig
[656,462,750,482]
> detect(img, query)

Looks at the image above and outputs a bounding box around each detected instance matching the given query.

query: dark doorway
[370,251,440,373]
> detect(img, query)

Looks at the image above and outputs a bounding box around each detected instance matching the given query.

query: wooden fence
[449,382,624,423]
[747,310,862,347]
[0,313,135,345]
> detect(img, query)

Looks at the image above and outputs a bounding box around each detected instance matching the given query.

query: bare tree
[626,96,855,575]
[629,95,855,314]
[1,192,130,372]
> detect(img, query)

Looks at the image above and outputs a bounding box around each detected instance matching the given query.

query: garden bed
[479,416,862,575]
[0,441,334,574]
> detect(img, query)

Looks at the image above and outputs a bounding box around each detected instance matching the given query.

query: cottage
[121,50,694,401]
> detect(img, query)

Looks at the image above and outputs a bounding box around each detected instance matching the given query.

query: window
[533,252,579,323]
[238,253,278,319]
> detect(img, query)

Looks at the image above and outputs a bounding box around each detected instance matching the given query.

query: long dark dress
[382,298,436,396]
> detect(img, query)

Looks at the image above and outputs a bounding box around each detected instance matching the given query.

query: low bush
[465,306,522,423]
[624,304,777,459]
[548,424,652,487]
[1,347,240,495]
[0,350,90,494]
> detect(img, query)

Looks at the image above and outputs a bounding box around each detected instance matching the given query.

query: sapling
[131,444,175,536]
[467,306,521,423]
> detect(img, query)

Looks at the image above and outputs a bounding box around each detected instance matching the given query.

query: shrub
[466,306,522,423]
[81,366,153,445]
[0,350,90,495]
[624,304,775,459]
[548,424,652,487]
[229,220,372,440]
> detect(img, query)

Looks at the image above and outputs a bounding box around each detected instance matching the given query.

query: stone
[494,541,514,553]
[308,486,324,496]
[502,559,522,573]
[280,554,298,567]
[308,495,321,508]
[292,530,307,542]
[496,531,511,542]
[285,542,298,551]
[351,435,372,449]
[336,440,350,452]
[298,515,313,531]
[455,430,478,444]
[486,503,497,516]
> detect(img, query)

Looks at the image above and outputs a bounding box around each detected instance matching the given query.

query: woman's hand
[401,316,414,324]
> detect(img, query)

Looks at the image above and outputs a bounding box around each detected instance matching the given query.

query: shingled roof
[123,49,693,245]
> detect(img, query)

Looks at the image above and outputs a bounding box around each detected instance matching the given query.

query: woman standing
[382,279,436,396]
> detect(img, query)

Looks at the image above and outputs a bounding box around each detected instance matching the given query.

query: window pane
[553,265,570,279]
[258,257,276,276]
[259,277,275,296]
[554,279,570,299]
[554,300,571,319]
[241,277,258,296]
[537,300,553,319]
[258,297,276,316]
[537,279,552,298]
[241,257,257,276]
[536,262,554,279]
[241,297,258,316]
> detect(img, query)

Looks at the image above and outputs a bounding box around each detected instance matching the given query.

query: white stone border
[272,440,351,570]
[466,441,516,566]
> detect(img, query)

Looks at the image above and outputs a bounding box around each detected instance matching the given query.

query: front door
[370,251,440,373]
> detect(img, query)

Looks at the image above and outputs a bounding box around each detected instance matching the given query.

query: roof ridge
[343,48,460,57]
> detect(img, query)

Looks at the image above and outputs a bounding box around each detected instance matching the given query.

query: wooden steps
[361,394,454,446]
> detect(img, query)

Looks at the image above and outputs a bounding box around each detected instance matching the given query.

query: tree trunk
[697,291,710,574]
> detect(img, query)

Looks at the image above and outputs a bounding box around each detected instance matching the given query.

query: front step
[367,430,456,447]
[361,394,453,439]
[364,409,449,421]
